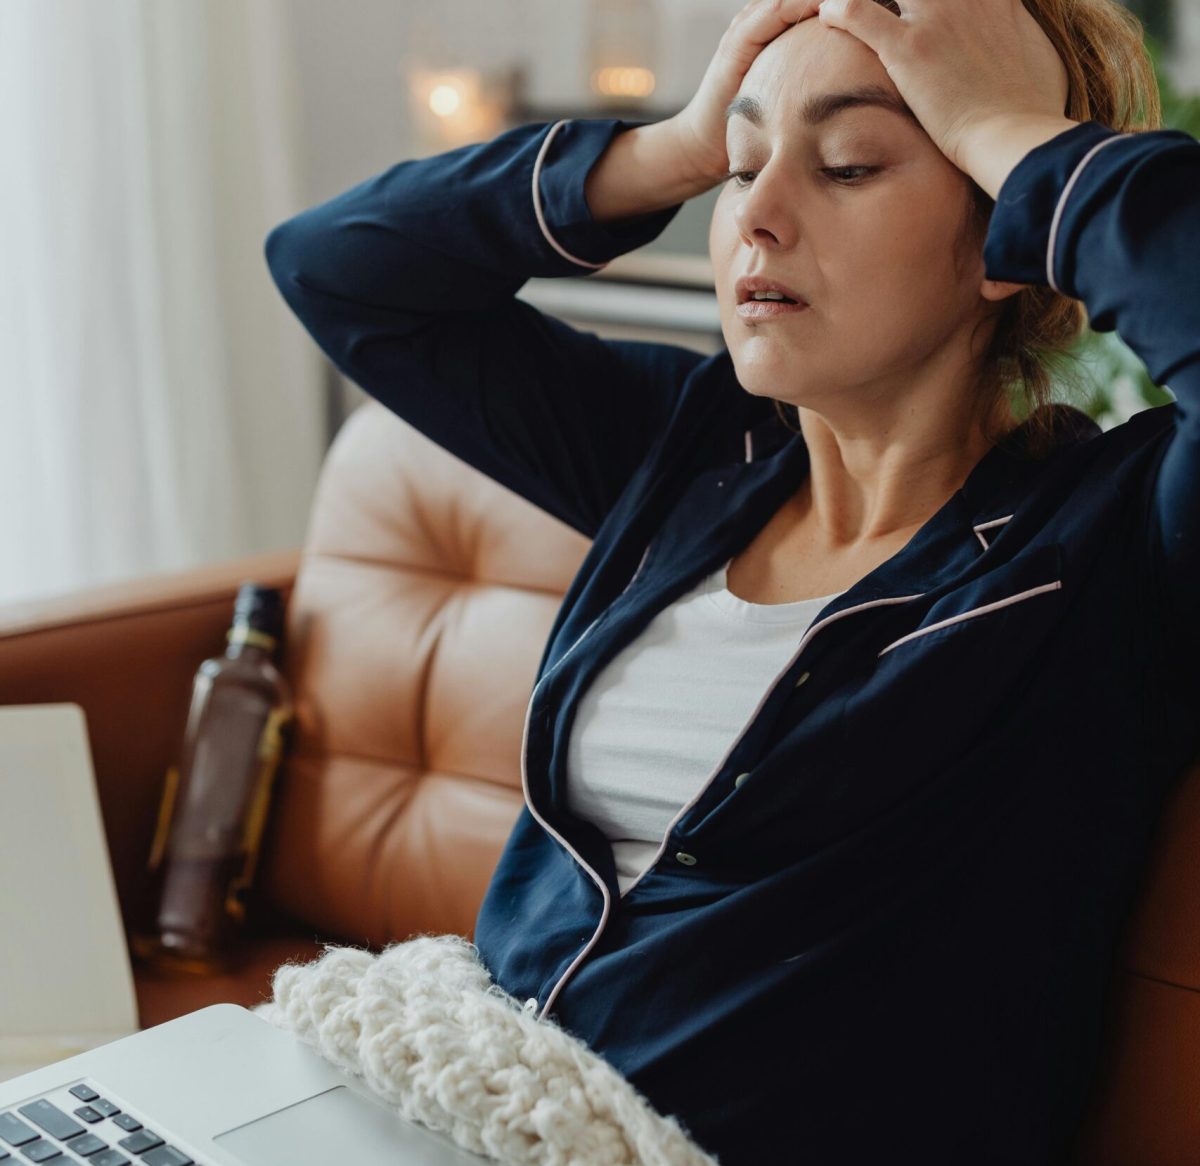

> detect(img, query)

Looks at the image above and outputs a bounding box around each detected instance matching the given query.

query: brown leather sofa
[1,398,1197,1164]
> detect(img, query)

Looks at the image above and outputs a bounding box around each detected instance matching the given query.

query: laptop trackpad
[213,1083,492,1164]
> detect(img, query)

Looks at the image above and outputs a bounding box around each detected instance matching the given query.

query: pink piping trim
[1046,134,1130,293]
[518,679,611,1021]
[877,580,1062,657]
[532,120,608,271]
[522,537,653,1020]
[972,513,1014,552]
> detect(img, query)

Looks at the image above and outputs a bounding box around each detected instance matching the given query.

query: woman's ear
[980,276,1027,303]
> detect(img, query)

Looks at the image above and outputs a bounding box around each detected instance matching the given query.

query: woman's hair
[771,0,1163,460]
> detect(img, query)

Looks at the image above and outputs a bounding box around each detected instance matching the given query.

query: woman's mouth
[735,300,810,321]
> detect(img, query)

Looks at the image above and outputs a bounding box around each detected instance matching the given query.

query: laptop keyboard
[0,1081,200,1165]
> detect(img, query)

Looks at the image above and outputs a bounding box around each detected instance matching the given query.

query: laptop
[0,704,490,1164]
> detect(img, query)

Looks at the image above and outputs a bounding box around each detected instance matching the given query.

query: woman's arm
[264,118,708,541]
[266,4,828,540]
[982,121,1200,642]
[584,118,718,222]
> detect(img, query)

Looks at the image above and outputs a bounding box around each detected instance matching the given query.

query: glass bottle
[131,583,295,975]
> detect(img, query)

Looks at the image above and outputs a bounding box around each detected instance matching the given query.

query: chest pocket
[830,540,1067,809]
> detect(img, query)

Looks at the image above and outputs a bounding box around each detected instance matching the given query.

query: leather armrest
[0,548,302,931]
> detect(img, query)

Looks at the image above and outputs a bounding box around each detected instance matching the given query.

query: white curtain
[0,0,327,608]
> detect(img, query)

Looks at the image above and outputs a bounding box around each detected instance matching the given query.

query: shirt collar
[744,401,1099,521]
[735,401,1100,603]
[955,403,1101,523]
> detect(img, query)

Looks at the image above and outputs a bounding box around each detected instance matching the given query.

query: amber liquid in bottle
[131,584,294,975]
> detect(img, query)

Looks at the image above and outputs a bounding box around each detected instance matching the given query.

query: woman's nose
[734,170,799,250]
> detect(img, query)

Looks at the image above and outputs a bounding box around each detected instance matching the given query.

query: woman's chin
[730,362,820,404]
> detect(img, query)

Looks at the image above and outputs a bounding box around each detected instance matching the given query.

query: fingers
[784,0,825,20]
[816,0,904,54]
[733,0,823,26]
[729,0,823,56]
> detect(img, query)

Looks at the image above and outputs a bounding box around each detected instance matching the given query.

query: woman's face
[710,19,997,419]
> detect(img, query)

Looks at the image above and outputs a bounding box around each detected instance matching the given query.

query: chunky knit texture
[250,934,719,1165]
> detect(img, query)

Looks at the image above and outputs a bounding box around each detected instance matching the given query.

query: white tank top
[565,555,845,896]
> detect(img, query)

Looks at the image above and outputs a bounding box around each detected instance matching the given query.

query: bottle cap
[232,583,285,640]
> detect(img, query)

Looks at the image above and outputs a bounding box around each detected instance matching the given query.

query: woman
[264,0,1198,1161]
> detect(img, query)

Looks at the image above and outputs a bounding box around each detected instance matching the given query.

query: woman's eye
[724,169,756,188]
[723,165,879,188]
[823,165,878,184]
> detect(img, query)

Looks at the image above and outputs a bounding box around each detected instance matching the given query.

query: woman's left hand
[797,0,1075,196]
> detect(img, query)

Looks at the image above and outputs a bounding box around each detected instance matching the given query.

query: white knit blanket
[250,934,719,1166]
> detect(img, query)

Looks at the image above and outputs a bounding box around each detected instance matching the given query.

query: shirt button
[734,771,751,788]
[675,851,698,866]
[794,670,811,687]
[523,998,538,1014]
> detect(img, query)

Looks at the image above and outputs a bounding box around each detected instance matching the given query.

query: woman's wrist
[957,113,1082,201]
[583,118,725,224]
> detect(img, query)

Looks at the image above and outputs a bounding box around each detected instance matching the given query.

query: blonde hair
[772,0,1163,460]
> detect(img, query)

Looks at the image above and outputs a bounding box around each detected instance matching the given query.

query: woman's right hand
[669,0,821,184]
[584,0,820,223]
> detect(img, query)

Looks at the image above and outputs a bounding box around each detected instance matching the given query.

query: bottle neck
[225,625,277,661]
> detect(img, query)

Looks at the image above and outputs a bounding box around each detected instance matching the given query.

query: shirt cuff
[982,120,1128,293]
[532,118,684,272]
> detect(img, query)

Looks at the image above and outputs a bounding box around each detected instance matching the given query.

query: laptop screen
[0,703,139,1080]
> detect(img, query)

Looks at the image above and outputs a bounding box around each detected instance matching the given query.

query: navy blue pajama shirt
[264,115,1200,1164]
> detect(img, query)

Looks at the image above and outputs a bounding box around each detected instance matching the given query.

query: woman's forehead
[736,21,899,124]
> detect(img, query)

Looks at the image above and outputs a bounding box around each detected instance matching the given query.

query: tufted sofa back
[256,398,1200,1164]
[258,399,590,945]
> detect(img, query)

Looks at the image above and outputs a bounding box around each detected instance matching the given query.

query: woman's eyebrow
[725,85,919,128]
